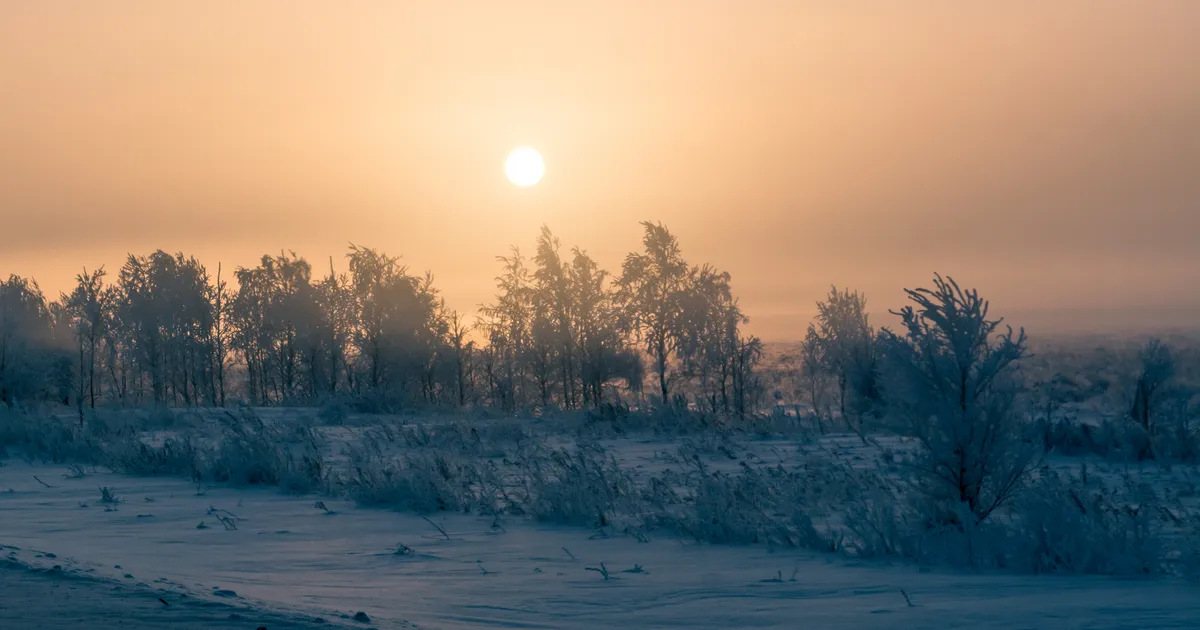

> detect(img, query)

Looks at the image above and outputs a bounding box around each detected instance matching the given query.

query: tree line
[0,222,763,414]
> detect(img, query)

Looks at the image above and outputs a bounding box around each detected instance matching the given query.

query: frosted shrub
[1040,417,1154,461]
[343,443,478,513]
[518,444,637,527]
[104,434,200,478]
[836,472,914,558]
[397,419,528,458]
[317,396,351,425]
[879,275,1040,527]
[1012,471,1169,575]
[0,410,103,464]
[672,464,828,548]
[199,408,326,492]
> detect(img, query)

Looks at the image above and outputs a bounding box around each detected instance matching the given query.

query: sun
[505,146,545,187]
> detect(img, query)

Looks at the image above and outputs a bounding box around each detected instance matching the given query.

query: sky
[2,2,1199,339]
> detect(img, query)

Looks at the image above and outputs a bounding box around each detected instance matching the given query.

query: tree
[446,310,474,406]
[798,326,832,418]
[64,267,107,408]
[807,287,878,422]
[1130,338,1175,435]
[114,251,216,406]
[211,263,230,406]
[533,226,578,408]
[677,265,750,413]
[878,274,1037,526]
[314,258,355,397]
[569,247,638,407]
[618,222,690,403]
[479,248,534,411]
[729,334,764,418]
[0,275,58,406]
[345,245,447,408]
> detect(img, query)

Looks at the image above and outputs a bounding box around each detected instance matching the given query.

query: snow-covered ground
[3,460,1199,629]
[0,563,348,630]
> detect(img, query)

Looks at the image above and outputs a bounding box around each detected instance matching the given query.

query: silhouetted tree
[569,247,639,406]
[345,245,446,409]
[0,275,59,406]
[115,252,215,405]
[64,267,107,408]
[618,222,690,404]
[807,287,878,423]
[480,248,534,411]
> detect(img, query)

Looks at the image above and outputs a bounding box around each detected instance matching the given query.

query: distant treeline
[0,222,764,414]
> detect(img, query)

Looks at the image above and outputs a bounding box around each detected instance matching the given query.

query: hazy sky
[3,2,1199,339]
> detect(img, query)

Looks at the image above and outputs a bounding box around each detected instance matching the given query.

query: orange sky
[2,2,1199,339]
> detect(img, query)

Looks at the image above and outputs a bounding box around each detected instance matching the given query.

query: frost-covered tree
[798,326,833,417]
[480,248,534,411]
[879,275,1038,525]
[446,309,474,406]
[230,252,324,404]
[1130,338,1175,434]
[313,259,355,397]
[568,247,639,407]
[346,245,446,408]
[63,267,107,408]
[807,287,878,422]
[729,334,764,418]
[0,275,59,405]
[533,226,580,408]
[114,252,215,405]
[676,264,762,415]
[618,222,690,403]
[210,264,230,406]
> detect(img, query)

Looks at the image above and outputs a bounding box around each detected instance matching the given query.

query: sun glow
[505,146,545,187]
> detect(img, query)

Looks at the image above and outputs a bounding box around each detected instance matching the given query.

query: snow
[2,460,1198,629]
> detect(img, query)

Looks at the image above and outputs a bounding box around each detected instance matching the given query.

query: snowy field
[2,408,1199,629]
[2,460,1199,630]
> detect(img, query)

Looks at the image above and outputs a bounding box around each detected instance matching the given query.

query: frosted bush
[878,275,1040,526]
[517,444,638,527]
[342,443,478,513]
[197,408,327,492]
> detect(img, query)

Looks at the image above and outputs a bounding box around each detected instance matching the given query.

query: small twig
[158,597,170,607]
[420,515,450,540]
[207,506,240,521]
[585,562,612,580]
[562,546,577,561]
[900,589,914,607]
[33,476,55,489]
